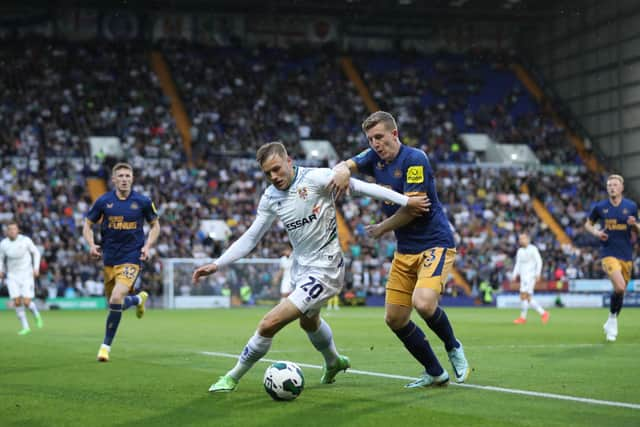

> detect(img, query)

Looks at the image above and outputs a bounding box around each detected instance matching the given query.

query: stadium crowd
[0,38,635,303]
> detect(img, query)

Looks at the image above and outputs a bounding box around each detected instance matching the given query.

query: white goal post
[161,258,282,309]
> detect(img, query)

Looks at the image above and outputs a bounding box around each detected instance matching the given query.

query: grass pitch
[1,306,639,426]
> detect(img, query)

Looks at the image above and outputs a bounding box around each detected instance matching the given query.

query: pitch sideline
[200,351,640,411]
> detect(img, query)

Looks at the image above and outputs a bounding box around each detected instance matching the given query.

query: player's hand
[89,244,102,260]
[328,164,351,200]
[192,263,218,283]
[627,216,637,225]
[33,270,39,279]
[365,223,385,239]
[407,195,430,217]
[597,231,608,241]
[0,271,4,279]
[140,246,150,261]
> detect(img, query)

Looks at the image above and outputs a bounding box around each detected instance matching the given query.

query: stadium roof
[7,0,569,23]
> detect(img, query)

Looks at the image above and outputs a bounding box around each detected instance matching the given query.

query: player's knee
[298,315,319,332]
[385,312,409,330]
[413,297,438,318]
[108,294,124,305]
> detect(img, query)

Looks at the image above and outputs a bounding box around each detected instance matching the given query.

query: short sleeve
[86,197,105,223]
[143,197,159,223]
[403,151,430,194]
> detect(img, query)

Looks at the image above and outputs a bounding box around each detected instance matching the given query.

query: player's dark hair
[256,141,288,166]
[6,220,18,227]
[362,111,398,132]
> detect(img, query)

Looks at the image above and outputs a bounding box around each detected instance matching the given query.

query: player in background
[276,245,293,301]
[326,293,340,310]
[193,141,429,393]
[83,162,160,361]
[585,174,639,342]
[0,221,42,335]
[329,111,469,388]
[511,232,549,324]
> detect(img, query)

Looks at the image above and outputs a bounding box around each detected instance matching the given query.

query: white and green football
[263,361,305,401]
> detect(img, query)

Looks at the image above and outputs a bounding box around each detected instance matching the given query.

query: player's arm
[140,219,160,261]
[0,244,5,279]
[27,238,41,278]
[512,250,520,282]
[82,218,102,259]
[328,159,357,199]
[192,210,275,283]
[584,218,608,241]
[534,247,543,281]
[349,177,429,214]
[364,206,419,239]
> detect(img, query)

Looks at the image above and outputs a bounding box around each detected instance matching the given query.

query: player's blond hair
[112,162,133,176]
[256,141,288,166]
[362,111,398,132]
[607,174,624,185]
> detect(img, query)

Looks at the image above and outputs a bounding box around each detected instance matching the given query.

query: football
[263,361,305,401]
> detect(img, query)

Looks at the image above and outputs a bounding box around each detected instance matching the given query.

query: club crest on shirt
[376,161,385,170]
[106,203,114,209]
[603,209,608,214]
[297,187,308,200]
[623,208,628,215]
[130,202,139,210]
[407,166,424,184]
[394,169,402,178]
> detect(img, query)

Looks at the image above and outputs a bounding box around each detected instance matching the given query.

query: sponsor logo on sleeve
[406,166,424,184]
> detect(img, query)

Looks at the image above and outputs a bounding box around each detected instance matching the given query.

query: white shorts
[519,277,536,295]
[287,260,345,318]
[6,272,35,299]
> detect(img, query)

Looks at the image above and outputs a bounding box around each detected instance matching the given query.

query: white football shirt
[0,234,41,277]
[512,244,542,280]
[215,166,409,269]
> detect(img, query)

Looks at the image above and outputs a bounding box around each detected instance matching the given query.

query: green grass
[1,306,639,427]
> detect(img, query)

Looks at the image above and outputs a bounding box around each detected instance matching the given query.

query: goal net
[161,258,282,309]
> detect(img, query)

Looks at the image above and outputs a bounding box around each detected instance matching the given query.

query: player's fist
[192,263,218,283]
[140,245,151,261]
[597,231,608,241]
[89,244,102,259]
[627,216,637,225]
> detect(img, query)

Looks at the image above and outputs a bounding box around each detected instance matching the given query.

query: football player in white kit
[193,141,429,393]
[0,221,43,335]
[511,232,549,324]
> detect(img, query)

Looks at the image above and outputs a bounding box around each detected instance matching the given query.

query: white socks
[16,306,29,329]
[306,318,339,367]
[28,301,41,318]
[228,332,273,381]
[529,299,545,315]
[520,300,529,319]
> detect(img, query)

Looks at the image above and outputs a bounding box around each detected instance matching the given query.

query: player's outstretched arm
[192,263,218,283]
